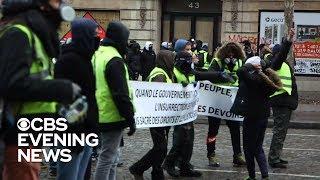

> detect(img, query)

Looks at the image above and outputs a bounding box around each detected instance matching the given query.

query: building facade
[63,0,319,98]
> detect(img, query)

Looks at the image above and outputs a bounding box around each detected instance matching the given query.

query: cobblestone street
[42,123,320,180]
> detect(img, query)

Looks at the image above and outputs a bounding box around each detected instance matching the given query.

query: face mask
[149,45,153,51]
[224,58,237,65]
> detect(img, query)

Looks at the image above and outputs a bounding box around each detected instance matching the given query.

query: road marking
[266,133,320,137]
[196,168,320,178]
[283,147,320,152]
[225,145,320,152]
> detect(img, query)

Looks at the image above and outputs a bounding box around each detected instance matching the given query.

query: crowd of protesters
[0,0,298,180]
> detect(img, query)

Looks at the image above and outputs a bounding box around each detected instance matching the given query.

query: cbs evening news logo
[17,118,99,163]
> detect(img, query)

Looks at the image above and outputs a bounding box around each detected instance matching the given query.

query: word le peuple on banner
[130,81,243,129]
[197,81,243,121]
[130,81,199,128]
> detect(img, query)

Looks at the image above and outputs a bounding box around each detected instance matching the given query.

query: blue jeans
[94,130,123,180]
[57,145,92,180]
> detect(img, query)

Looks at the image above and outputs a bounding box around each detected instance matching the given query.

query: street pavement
[41,123,320,180]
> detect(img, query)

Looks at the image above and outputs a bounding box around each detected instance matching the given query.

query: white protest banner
[197,81,244,121]
[130,81,199,128]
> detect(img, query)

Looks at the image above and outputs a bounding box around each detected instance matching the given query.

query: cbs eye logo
[17,118,31,131]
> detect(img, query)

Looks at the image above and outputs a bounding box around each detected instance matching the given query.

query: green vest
[199,50,211,70]
[173,67,196,83]
[92,46,131,124]
[148,67,173,83]
[4,24,56,116]
[271,63,292,97]
[213,58,243,86]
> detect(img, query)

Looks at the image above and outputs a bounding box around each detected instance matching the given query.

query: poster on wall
[259,11,320,76]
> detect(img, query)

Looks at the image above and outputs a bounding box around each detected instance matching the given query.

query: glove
[127,118,136,136]
[181,82,188,87]
[220,71,236,84]
[72,83,82,100]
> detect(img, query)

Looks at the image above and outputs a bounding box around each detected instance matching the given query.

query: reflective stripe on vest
[8,24,56,116]
[271,63,292,97]
[173,67,195,83]
[214,58,242,86]
[92,46,132,124]
[148,67,173,83]
[199,50,211,70]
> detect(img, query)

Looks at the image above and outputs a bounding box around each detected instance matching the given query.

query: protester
[236,56,282,180]
[129,50,175,180]
[163,40,234,177]
[241,40,254,59]
[54,18,100,180]
[189,38,197,54]
[206,42,246,167]
[258,44,272,61]
[141,41,156,81]
[92,21,136,180]
[161,41,171,50]
[126,40,142,80]
[0,0,79,179]
[268,28,298,169]
[196,44,213,71]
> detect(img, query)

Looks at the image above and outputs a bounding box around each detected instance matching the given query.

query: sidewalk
[196,104,320,129]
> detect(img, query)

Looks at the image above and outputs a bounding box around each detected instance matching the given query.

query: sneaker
[179,169,202,177]
[244,176,257,180]
[129,166,144,180]
[233,153,246,167]
[162,163,180,177]
[270,162,287,169]
[280,159,288,164]
[208,153,220,167]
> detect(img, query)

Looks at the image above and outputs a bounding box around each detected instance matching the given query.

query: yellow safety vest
[198,50,212,70]
[92,46,132,123]
[271,63,292,97]
[212,58,243,86]
[148,67,173,83]
[5,24,56,116]
[173,67,195,83]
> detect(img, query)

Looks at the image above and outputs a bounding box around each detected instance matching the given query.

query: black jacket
[97,22,135,132]
[126,44,142,80]
[0,10,74,144]
[141,48,156,81]
[55,47,99,135]
[269,39,298,110]
[237,65,282,119]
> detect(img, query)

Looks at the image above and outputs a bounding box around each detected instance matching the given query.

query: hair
[215,42,246,60]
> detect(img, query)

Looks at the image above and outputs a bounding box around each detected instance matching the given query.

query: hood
[71,18,99,56]
[215,42,245,60]
[156,50,175,78]
[174,39,188,52]
[144,41,153,51]
[102,21,130,56]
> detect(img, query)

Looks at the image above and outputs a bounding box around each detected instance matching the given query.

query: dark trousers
[165,122,194,170]
[207,116,242,157]
[243,117,268,178]
[269,106,292,164]
[131,127,170,176]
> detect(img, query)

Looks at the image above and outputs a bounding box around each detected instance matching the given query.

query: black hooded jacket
[98,22,135,131]
[54,19,99,135]
[141,47,156,81]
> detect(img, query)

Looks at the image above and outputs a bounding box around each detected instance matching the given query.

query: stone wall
[222,0,320,97]
[68,0,162,51]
